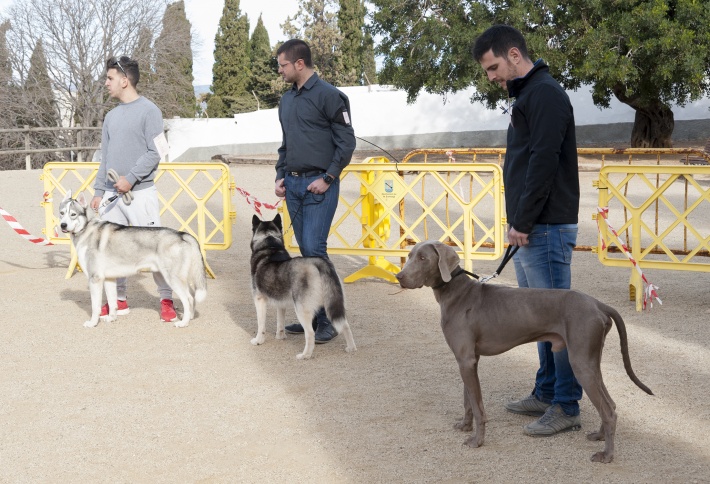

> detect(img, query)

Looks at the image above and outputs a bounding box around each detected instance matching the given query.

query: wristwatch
[322,173,335,184]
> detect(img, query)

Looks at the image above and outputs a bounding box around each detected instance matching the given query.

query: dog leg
[275,308,286,340]
[101,279,118,323]
[457,355,487,448]
[295,307,315,360]
[84,276,104,328]
[332,318,357,353]
[570,356,617,463]
[251,294,268,345]
[454,387,473,432]
[173,287,193,328]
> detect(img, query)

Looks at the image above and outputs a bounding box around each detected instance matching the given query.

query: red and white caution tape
[596,206,661,309]
[235,187,282,218]
[1,206,54,246]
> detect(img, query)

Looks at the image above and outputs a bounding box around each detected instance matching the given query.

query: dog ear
[433,243,453,282]
[273,213,282,231]
[252,214,261,231]
[75,191,87,207]
[62,190,73,203]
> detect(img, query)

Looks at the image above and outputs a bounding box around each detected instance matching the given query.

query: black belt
[289,169,325,177]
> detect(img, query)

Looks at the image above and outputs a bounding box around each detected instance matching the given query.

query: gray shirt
[276,73,356,180]
[94,96,164,197]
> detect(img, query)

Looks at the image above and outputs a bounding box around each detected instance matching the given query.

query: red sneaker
[100,299,130,317]
[160,299,178,322]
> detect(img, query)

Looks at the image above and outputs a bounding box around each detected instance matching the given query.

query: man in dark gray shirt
[274,39,356,343]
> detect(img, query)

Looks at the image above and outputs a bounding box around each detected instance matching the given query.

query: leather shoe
[285,319,317,334]
[314,321,338,344]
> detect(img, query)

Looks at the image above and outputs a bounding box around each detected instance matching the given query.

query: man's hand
[90,196,101,211]
[307,178,329,194]
[113,175,132,194]
[508,226,529,246]
[275,178,286,198]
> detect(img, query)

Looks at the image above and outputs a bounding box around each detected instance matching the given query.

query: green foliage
[370,0,710,147]
[338,0,365,85]
[24,40,58,127]
[362,31,377,85]
[282,0,345,86]
[248,15,280,109]
[152,1,196,118]
[212,0,251,116]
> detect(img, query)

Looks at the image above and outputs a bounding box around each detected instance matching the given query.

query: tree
[370,0,710,147]
[338,0,365,85]
[282,0,345,86]
[247,14,280,109]
[22,40,59,165]
[211,0,252,116]
[362,30,377,85]
[3,0,165,134]
[151,1,195,118]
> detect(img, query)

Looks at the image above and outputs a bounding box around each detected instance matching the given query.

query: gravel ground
[1,164,709,483]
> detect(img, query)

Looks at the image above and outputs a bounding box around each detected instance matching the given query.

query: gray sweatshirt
[94,96,164,197]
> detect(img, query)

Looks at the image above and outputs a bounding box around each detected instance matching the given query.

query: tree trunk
[630,105,675,148]
[613,84,675,147]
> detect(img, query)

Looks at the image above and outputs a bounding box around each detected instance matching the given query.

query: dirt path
[1,166,709,483]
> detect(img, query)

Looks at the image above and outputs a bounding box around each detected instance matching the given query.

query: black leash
[480,245,520,283]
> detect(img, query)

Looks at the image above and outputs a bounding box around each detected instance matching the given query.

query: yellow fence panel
[281,160,505,282]
[41,162,235,279]
[595,164,710,310]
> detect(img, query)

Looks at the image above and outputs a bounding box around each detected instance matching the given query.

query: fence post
[77,128,83,162]
[24,125,31,170]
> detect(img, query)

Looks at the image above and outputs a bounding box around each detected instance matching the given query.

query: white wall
[164,84,710,162]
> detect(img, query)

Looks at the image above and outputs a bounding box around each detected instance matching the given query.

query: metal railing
[0,126,102,170]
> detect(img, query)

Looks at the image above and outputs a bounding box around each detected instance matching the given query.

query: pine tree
[337,0,364,86]
[132,26,155,89]
[247,14,279,109]
[282,0,344,86]
[152,1,195,118]
[211,0,252,116]
[361,30,377,85]
[21,40,58,165]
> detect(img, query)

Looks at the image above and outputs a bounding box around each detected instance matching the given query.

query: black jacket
[276,73,356,180]
[504,60,579,234]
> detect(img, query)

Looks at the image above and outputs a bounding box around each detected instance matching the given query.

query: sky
[0,0,299,86]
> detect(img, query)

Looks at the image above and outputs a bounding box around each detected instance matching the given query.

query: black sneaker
[315,321,338,344]
[285,320,317,334]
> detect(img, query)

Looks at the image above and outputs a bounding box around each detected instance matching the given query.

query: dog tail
[606,304,653,395]
[185,234,207,304]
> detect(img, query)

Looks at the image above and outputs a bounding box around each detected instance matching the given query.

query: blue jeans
[284,173,340,324]
[513,223,583,416]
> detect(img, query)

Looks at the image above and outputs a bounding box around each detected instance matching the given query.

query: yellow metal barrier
[281,161,505,282]
[595,164,710,310]
[41,162,235,279]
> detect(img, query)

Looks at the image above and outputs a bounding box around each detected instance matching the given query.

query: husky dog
[59,190,207,328]
[250,214,356,359]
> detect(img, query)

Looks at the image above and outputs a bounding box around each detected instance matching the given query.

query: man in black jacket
[473,25,583,436]
[274,39,356,343]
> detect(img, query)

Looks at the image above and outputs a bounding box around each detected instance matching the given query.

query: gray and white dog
[58,190,207,328]
[250,214,356,359]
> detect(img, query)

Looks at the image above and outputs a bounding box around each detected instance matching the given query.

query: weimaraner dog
[395,241,653,464]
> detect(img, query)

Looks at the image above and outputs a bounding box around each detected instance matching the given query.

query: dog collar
[432,267,479,289]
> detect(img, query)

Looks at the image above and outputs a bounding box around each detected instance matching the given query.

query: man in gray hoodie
[90,56,176,323]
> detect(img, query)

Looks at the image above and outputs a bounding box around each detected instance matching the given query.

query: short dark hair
[276,39,313,68]
[472,25,530,63]
[106,56,140,87]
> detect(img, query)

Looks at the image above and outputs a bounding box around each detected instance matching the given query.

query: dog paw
[590,451,613,463]
[586,431,605,441]
[454,421,473,432]
[345,344,357,353]
[251,336,265,345]
[296,352,312,360]
[83,320,98,328]
[275,331,286,340]
[174,320,189,328]
[463,433,484,448]
[99,315,116,323]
